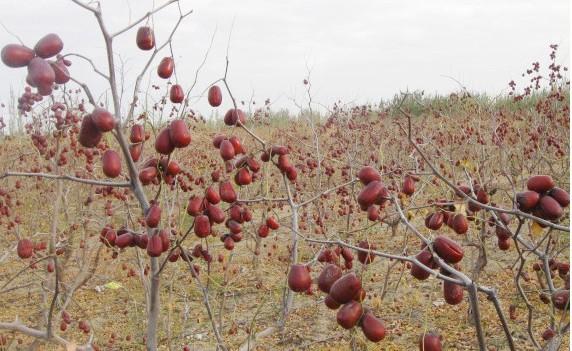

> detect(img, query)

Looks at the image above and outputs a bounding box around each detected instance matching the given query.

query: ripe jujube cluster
[409,236,465,305]
[517,175,569,224]
[184,165,254,253]
[2,33,69,97]
[425,204,469,235]
[356,166,389,221]
[259,145,297,182]
[257,216,279,238]
[532,258,570,311]
[16,87,43,113]
[288,263,386,343]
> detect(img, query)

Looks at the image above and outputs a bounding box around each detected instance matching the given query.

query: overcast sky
[0,0,569,116]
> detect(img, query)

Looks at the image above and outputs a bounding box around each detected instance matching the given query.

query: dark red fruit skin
[135,234,149,249]
[456,185,471,197]
[285,167,297,182]
[288,264,312,292]
[91,108,115,132]
[247,157,260,173]
[257,224,269,238]
[224,108,246,126]
[157,57,174,79]
[542,328,555,341]
[223,236,235,250]
[206,204,225,224]
[34,33,63,58]
[357,166,381,185]
[419,332,442,351]
[336,301,363,329]
[37,84,52,96]
[169,120,191,148]
[229,136,246,154]
[168,248,181,262]
[324,294,341,309]
[187,196,204,216]
[516,191,540,212]
[101,150,121,178]
[552,290,569,310]
[146,235,163,257]
[557,262,570,277]
[165,160,180,176]
[317,264,342,293]
[443,280,464,305]
[235,168,252,186]
[115,233,134,248]
[1,44,34,67]
[451,214,468,234]
[270,145,288,156]
[360,311,385,342]
[357,181,384,209]
[329,272,362,304]
[427,212,444,230]
[277,155,291,172]
[266,217,280,230]
[17,239,34,259]
[549,187,570,207]
[495,222,511,240]
[170,84,184,103]
[433,236,464,263]
[226,220,242,234]
[102,228,117,247]
[527,175,555,193]
[402,175,415,195]
[219,181,237,203]
[538,195,563,220]
[476,188,490,204]
[136,26,155,50]
[154,233,168,252]
[28,57,55,90]
[194,215,211,238]
[411,249,435,280]
[212,135,225,148]
[51,61,70,84]
[205,187,220,204]
[208,85,222,107]
[139,167,158,185]
[78,115,103,148]
[219,140,235,161]
[155,128,175,155]
[357,240,376,264]
[130,124,145,143]
[353,288,366,302]
[367,205,379,221]
[145,203,161,228]
[497,238,511,250]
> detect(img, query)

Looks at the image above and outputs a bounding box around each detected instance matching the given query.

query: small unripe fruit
[169,120,191,148]
[336,301,363,329]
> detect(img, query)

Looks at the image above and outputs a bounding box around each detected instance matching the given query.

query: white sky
[0,0,569,116]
